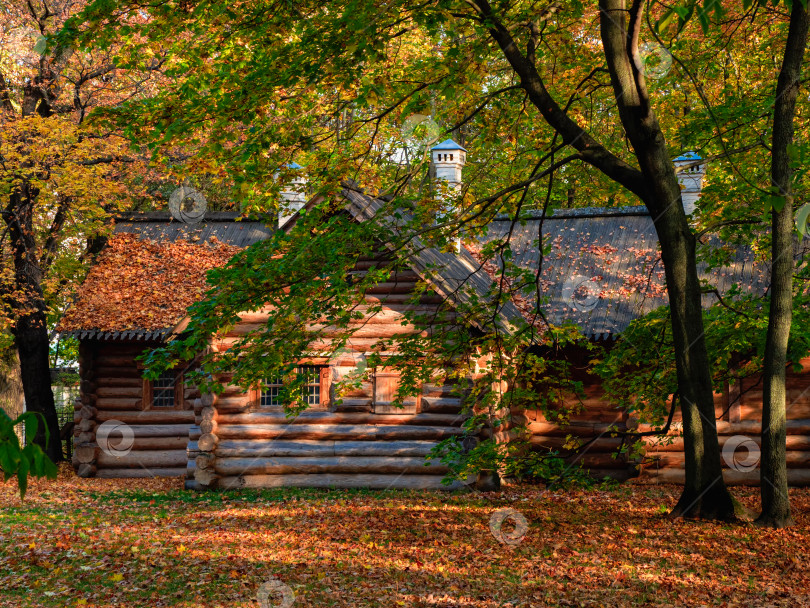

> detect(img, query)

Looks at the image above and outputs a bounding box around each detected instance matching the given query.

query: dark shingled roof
[65,204,798,343]
[481,207,772,340]
[113,212,273,247]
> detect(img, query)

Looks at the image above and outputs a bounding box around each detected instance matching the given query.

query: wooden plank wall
[189,254,469,490]
[524,356,810,486]
[72,341,197,478]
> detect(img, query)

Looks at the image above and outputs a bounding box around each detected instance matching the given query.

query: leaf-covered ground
[1,466,808,607]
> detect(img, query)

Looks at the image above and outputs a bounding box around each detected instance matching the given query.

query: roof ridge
[493,206,649,220]
[115,211,253,222]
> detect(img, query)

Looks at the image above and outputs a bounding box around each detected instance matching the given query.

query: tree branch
[467,0,646,198]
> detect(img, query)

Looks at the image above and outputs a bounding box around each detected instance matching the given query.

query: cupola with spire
[430,139,466,187]
[673,151,706,216]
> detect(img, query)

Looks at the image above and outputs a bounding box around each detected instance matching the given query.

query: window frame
[251,365,331,410]
[142,369,185,411]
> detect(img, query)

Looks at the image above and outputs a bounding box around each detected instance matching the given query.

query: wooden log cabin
[58,167,810,488]
[58,199,522,488]
[58,214,273,479]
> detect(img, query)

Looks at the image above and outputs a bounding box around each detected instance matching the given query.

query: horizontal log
[217,473,462,490]
[363,293,444,305]
[74,431,93,444]
[568,453,630,469]
[95,356,139,367]
[528,421,627,437]
[127,436,189,450]
[530,436,627,452]
[637,468,810,487]
[96,386,142,399]
[96,410,195,424]
[190,425,201,440]
[79,406,97,420]
[214,397,252,412]
[215,411,464,427]
[644,450,810,468]
[200,420,218,435]
[75,446,99,464]
[94,367,144,379]
[214,456,446,476]
[123,424,193,438]
[96,467,187,479]
[95,398,145,411]
[215,439,440,458]
[332,401,373,414]
[76,464,97,478]
[644,435,810,452]
[77,419,95,432]
[713,420,810,435]
[195,467,218,486]
[96,377,143,389]
[420,398,464,414]
[216,424,465,441]
[422,384,466,397]
[583,468,634,482]
[96,449,188,469]
[196,454,216,470]
[364,281,419,295]
[198,433,218,451]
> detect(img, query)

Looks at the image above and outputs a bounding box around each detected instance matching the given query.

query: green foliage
[0,411,58,499]
[596,291,810,429]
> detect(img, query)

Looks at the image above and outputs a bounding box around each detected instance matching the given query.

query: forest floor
[0,465,808,607]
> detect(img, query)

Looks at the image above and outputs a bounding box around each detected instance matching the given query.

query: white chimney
[277,162,307,228]
[431,139,466,189]
[430,139,466,253]
[673,152,706,216]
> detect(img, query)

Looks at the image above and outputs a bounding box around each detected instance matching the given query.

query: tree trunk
[13,315,62,461]
[0,348,25,443]
[3,182,63,462]
[654,199,736,519]
[598,0,737,519]
[757,0,808,529]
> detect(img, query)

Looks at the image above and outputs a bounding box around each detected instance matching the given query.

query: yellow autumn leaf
[110,573,124,582]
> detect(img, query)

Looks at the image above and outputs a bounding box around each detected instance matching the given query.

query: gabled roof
[480,207,773,340]
[58,213,266,340]
[340,186,525,334]
[113,212,273,247]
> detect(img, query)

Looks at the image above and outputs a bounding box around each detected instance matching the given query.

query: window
[143,370,183,410]
[152,372,177,407]
[260,366,327,408]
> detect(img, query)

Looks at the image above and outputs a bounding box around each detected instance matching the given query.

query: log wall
[188,254,469,490]
[72,341,196,479]
[524,356,810,486]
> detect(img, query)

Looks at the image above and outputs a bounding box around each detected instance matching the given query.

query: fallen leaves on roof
[58,232,241,333]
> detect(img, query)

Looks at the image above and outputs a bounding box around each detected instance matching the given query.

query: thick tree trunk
[474,0,737,518]
[757,0,808,529]
[13,315,62,461]
[3,182,63,462]
[598,0,736,519]
[653,199,735,519]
